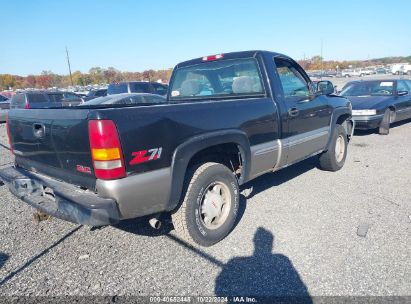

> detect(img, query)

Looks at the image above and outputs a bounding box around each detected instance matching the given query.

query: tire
[379,108,394,135]
[318,124,348,172]
[171,162,240,247]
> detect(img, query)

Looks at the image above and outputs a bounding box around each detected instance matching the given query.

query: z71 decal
[130,148,162,165]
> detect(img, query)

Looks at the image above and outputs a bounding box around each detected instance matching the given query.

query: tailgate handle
[33,123,46,139]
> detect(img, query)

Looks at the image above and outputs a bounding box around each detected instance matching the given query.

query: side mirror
[397,90,408,96]
[316,80,335,95]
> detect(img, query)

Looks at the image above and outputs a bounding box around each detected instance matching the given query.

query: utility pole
[66,46,74,86]
[320,39,324,77]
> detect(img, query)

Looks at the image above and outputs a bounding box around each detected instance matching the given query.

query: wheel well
[336,114,350,125]
[336,114,353,140]
[187,143,242,179]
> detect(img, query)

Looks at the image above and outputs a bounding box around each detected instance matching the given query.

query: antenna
[66,46,74,86]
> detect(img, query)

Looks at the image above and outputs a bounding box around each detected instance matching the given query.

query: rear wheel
[318,124,347,171]
[171,162,240,247]
[379,108,395,135]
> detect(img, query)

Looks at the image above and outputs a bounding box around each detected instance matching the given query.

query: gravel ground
[0,110,410,298]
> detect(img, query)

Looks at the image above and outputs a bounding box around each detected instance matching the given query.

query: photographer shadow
[215,227,312,302]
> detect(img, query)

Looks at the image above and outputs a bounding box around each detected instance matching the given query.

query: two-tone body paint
[6,51,352,220]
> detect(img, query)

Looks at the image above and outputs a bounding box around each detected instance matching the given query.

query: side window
[48,94,64,102]
[406,80,411,91]
[152,84,168,95]
[95,90,106,97]
[397,80,408,92]
[12,94,26,108]
[133,83,151,93]
[274,58,310,100]
[28,93,48,103]
[64,93,79,100]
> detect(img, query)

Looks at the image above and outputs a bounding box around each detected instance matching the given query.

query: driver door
[274,57,331,164]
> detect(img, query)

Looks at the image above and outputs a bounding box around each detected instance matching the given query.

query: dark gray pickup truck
[0,51,354,246]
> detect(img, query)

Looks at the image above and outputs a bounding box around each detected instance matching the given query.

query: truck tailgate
[8,108,96,190]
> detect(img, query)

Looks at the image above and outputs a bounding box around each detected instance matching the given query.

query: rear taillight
[24,103,30,109]
[88,120,126,180]
[6,114,14,155]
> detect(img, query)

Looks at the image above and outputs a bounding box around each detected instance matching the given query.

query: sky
[1,0,411,75]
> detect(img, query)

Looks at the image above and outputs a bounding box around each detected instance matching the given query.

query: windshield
[169,58,264,101]
[340,81,394,96]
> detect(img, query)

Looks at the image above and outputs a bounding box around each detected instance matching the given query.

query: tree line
[0,67,173,91]
[1,55,410,91]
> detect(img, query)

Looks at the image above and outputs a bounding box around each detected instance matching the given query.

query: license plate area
[12,178,55,201]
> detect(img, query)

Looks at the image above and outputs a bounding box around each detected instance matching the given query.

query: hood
[344,95,393,110]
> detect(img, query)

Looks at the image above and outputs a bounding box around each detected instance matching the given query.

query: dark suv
[107,82,168,96]
[10,91,83,109]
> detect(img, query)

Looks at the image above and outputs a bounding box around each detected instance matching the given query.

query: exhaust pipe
[149,217,161,229]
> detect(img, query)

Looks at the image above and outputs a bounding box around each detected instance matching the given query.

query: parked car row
[6,82,168,110]
[308,66,400,78]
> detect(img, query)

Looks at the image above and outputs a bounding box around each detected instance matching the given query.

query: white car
[391,63,410,75]
[341,69,364,77]
[401,64,411,75]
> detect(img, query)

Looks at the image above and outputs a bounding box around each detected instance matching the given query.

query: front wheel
[318,124,348,171]
[171,162,240,247]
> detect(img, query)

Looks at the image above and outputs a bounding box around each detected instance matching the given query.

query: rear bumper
[0,166,120,226]
[352,114,383,130]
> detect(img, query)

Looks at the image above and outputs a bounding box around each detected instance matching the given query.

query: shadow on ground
[215,227,312,301]
[167,227,312,300]
[0,226,81,287]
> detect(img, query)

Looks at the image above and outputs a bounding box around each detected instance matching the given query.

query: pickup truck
[0,51,354,246]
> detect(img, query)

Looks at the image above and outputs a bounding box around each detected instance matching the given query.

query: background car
[107,81,168,96]
[61,91,84,105]
[341,69,364,77]
[0,95,10,122]
[82,88,107,102]
[10,91,83,109]
[339,79,411,134]
[79,92,166,106]
[375,67,388,74]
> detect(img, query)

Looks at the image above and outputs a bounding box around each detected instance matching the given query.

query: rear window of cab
[170,58,265,101]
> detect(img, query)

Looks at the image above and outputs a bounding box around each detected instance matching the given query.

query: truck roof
[175,50,289,68]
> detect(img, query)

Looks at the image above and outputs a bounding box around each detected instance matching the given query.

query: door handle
[288,107,299,117]
[33,123,45,139]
